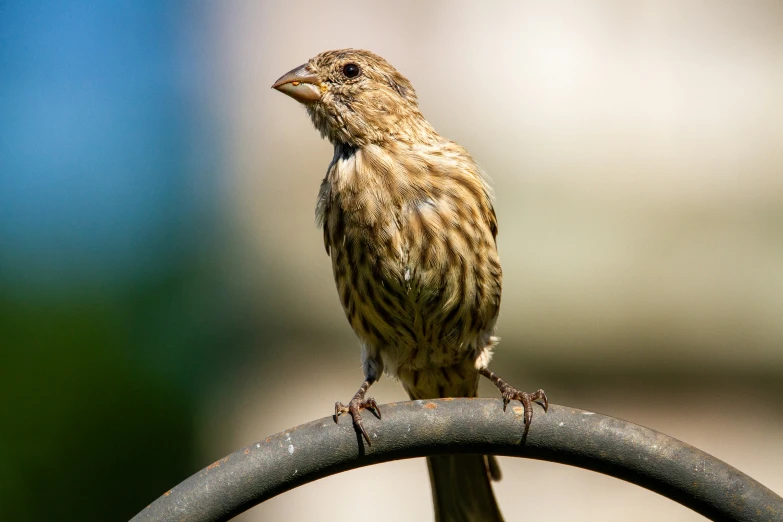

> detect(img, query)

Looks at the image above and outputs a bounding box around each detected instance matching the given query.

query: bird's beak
[272,63,322,104]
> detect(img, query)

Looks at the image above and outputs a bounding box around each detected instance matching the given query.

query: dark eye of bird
[342,63,361,79]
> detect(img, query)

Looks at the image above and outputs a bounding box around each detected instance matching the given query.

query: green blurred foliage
[0,268,208,520]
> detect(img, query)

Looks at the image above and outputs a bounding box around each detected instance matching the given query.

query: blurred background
[1,1,781,521]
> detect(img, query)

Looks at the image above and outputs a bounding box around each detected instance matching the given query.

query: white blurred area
[199,1,782,520]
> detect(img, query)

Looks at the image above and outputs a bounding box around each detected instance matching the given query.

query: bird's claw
[479,367,548,440]
[334,396,381,445]
[500,385,548,438]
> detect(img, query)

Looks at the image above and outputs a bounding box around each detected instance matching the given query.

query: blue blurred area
[0,3,234,521]
[0,1,217,289]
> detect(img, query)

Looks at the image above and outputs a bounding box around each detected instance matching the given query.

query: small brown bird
[273,49,547,522]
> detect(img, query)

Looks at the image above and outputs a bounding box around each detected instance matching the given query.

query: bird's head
[272,49,432,147]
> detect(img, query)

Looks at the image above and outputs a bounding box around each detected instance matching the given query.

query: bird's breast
[319,143,502,373]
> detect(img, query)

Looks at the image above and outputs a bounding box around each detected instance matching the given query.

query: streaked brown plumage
[273,49,547,522]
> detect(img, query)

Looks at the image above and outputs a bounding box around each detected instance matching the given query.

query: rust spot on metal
[512,406,524,415]
[265,437,271,443]
[424,402,437,409]
[244,448,250,455]
[164,490,171,497]
[441,397,454,401]
[206,456,230,471]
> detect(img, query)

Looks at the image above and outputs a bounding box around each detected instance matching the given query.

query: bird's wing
[316,177,332,256]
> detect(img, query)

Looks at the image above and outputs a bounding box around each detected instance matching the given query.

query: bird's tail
[402,362,504,521]
[427,454,504,522]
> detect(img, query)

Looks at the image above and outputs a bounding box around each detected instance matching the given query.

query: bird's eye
[342,63,361,79]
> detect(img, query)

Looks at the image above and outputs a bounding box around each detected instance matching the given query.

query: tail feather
[404,363,504,521]
[485,455,502,482]
[427,454,504,522]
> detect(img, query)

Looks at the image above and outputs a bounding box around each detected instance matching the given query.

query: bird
[272,49,547,522]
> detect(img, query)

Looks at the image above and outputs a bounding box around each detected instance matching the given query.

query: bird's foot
[334,380,380,445]
[479,368,548,439]
[499,385,548,437]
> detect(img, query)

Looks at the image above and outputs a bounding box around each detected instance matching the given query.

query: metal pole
[131,399,782,522]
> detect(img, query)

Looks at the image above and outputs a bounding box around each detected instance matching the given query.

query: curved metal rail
[131,399,782,522]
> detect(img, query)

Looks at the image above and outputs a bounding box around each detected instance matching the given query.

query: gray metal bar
[130,399,782,522]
